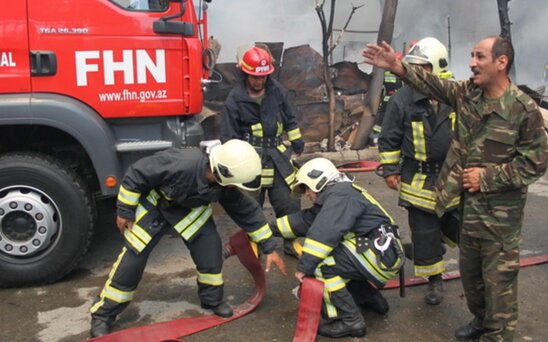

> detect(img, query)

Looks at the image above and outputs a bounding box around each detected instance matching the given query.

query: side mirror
[153,21,194,35]
[153,0,195,36]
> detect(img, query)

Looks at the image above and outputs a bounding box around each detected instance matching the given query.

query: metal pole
[447,16,451,63]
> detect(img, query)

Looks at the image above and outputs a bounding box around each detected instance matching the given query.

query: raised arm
[362,41,407,78]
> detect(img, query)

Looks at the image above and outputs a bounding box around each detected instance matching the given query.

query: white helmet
[403,37,449,76]
[209,139,262,191]
[294,158,340,193]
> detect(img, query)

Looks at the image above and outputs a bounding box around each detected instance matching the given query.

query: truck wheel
[0,152,95,287]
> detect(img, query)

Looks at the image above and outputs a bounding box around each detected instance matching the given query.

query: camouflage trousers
[459,233,520,342]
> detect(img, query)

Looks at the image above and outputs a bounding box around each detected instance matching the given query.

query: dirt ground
[1,170,547,342]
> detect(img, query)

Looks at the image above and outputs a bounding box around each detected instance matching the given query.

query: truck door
[0,2,31,93]
[26,0,203,118]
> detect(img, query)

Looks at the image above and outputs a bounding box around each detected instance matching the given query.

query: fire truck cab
[0,0,211,287]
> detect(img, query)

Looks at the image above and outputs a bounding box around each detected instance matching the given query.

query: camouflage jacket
[402,62,548,241]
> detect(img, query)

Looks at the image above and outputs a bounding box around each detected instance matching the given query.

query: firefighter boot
[360,289,390,315]
[201,301,233,318]
[425,274,443,305]
[318,317,366,338]
[90,317,113,338]
[283,239,301,258]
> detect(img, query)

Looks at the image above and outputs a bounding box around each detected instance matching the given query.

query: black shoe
[318,319,366,338]
[90,318,112,338]
[201,302,233,318]
[360,291,390,315]
[454,323,488,340]
[283,240,301,258]
[403,243,414,260]
[425,274,443,305]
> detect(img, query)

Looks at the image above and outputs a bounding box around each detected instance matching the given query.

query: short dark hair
[490,36,514,74]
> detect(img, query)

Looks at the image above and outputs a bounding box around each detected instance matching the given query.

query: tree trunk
[351,0,398,150]
[497,0,512,40]
[497,0,516,80]
[315,0,337,151]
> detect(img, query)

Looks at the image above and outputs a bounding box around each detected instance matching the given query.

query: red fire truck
[0,0,213,287]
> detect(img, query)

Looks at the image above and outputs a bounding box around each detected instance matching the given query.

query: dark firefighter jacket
[274,180,401,286]
[221,77,304,188]
[378,84,459,213]
[116,147,276,254]
[373,71,403,133]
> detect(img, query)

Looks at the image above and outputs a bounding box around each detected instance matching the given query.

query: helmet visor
[403,55,429,65]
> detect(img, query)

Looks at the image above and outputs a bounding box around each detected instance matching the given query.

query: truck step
[116,140,173,152]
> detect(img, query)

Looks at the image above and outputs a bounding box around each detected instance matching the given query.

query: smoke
[207,0,547,88]
[207,0,321,63]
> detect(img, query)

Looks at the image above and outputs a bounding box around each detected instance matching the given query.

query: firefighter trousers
[407,206,459,277]
[254,168,300,218]
[316,247,384,324]
[90,217,224,321]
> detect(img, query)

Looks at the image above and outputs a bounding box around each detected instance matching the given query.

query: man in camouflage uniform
[363,36,548,341]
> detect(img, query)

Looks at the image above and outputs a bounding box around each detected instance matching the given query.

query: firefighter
[370,52,404,143]
[89,139,286,337]
[221,46,305,258]
[270,158,404,338]
[378,37,459,305]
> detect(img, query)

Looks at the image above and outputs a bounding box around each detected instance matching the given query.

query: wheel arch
[0,93,122,195]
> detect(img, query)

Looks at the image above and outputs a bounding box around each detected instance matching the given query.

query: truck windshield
[111,0,169,11]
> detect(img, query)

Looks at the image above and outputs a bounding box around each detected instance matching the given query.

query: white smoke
[207,0,322,63]
[208,0,548,88]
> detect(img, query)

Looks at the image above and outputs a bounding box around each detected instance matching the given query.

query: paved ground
[1,168,547,342]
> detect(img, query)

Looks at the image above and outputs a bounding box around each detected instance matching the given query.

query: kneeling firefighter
[269,158,405,338]
[89,140,286,337]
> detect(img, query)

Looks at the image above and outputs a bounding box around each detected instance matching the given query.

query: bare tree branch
[328,4,365,55]
[326,0,336,43]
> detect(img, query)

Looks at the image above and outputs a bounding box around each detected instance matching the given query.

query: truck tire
[0,152,96,287]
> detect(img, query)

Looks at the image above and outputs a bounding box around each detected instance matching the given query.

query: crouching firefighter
[89,139,286,337]
[269,158,405,338]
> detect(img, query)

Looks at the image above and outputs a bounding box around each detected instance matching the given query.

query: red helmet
[240,47,275,76]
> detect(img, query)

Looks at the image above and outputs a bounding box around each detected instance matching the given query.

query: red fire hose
[292,278,324,342]
[337,160,381,173]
